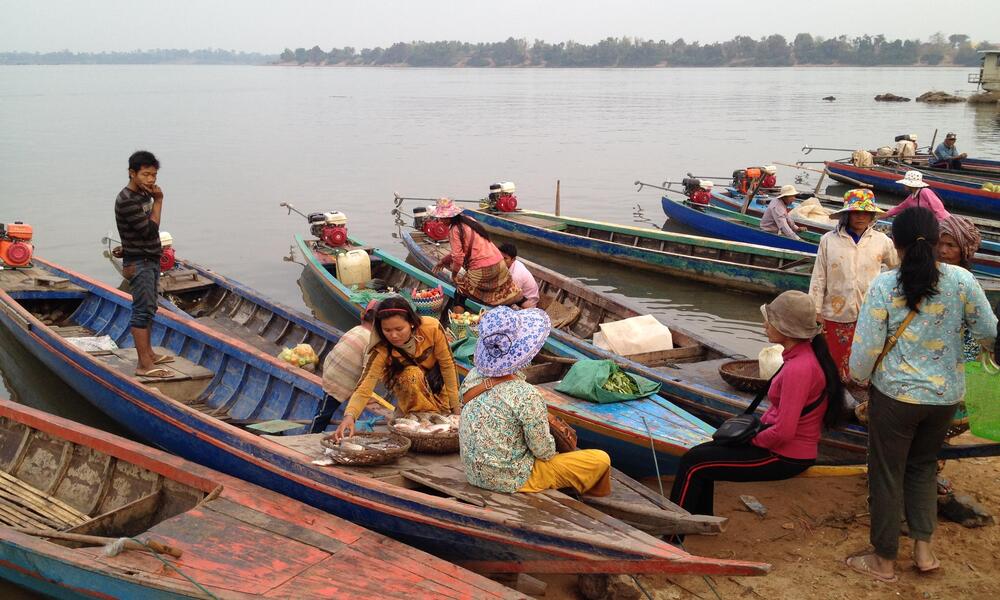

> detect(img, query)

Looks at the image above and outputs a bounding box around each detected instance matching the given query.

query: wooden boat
[0,259,765,575]
[456,208,1000,464]
[460,209,817,296]
[824,161,1000,216]
[662,193,1000,287]
[708,186,1000,249]
[0,400,522,599]
[295,234,719,479]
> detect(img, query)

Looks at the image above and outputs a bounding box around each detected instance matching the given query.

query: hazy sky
[1,0,994,54]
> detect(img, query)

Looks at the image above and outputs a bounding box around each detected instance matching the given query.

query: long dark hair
[892,207,940,311]
[810,334,846,429]
[450,214,491,248]
[371,296,423,383]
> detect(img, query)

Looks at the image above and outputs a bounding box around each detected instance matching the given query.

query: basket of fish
[319,432,411,466]
[389,412,461,454]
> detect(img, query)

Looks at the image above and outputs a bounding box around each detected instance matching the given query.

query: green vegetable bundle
[602,370,640,394]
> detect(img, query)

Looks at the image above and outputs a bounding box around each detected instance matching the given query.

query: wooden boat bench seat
[159,267,213,294]
[508,214,567,231]
[93,347,216,404]
[0,267,86,294]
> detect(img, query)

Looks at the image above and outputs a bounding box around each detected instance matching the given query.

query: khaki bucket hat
[760,291,822,339]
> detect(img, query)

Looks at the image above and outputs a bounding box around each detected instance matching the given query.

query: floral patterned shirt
[459,369,556,493]
[849,264,998,405]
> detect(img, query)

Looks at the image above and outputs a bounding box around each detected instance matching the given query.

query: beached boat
[457,208,1000,463]
[663,193,1000,286]
[824,161,1000,216]
[0,258,763,574]
[459,209,817,296]
[0,400,521,599]
[295,234,719,479]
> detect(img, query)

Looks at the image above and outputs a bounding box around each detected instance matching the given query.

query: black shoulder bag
[712,366,826,446]
[394,348,445,395]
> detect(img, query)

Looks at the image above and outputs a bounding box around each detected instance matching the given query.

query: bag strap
[462,375,517,404]
[743,365,784,415]
[873,308,918,372]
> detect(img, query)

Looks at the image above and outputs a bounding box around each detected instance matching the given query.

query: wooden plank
[400,470,488,508]
[203,497,346,555]
[66,489,162,537]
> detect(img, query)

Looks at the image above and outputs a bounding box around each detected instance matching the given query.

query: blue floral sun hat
[473,306,551,377]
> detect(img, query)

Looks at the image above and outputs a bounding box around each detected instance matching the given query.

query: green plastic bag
[449,334,478,363]
[554,359,660,404]
[965,359,1000,441]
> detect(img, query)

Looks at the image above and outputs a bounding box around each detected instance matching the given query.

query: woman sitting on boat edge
[459,306,612,496]
[669,291,845,517]
[334,296,460,440]
[429,197,524,308]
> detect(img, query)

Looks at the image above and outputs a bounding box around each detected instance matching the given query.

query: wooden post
[555,180,561,216]
[813,170,828,195]
[929,128,939,155]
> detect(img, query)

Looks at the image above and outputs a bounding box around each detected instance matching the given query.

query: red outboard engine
[682,178,713,205]
[158,231,176,271]
[0,222,34,268]
[413,206,450,241]
[308,211,349,247]
[487,181,518,212]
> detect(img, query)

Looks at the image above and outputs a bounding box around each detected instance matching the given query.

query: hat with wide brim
[474,307,551,377]
[430,197,463,219]
[831,188,884,216]
[760,291,822,339]
[776,184,800,199]
[897,170,929,189]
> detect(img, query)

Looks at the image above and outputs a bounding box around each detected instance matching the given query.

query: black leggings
[669,442,814,516]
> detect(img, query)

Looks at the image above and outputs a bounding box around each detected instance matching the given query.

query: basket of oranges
[448,308,482,340]
[410,286,447,316]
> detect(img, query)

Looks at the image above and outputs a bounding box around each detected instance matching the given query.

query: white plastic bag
[758,344,785,380]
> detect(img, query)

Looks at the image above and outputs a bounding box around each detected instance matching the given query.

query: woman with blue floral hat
[459,306,611,496]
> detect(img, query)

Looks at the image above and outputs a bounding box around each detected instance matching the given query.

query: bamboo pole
[0,470,89,524]
[555,180,561,216]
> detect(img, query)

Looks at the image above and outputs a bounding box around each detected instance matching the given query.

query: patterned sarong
[455,261,522,306]
[823,319,856,384]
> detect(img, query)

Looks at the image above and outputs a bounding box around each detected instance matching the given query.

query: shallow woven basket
[389,420,460,454]
[319,432,411,466]
[718,360,770,394]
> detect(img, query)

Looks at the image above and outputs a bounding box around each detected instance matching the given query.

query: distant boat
[824,160,1000,216]
[295,234,721,480]
[0,400,522,599]
[0,257,763,574]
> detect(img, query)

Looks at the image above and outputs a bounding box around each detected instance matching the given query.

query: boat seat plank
[98,347,214,383]
[203,497,346,554]
[66,489,162,537]
[0,268,85,293]
[51,325,97,338]
[508,214,568,230]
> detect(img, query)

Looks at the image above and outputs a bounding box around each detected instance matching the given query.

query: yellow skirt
[390,365,450,415]
[518,449,612,497]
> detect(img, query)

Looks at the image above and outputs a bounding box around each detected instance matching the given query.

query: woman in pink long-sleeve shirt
[670,291,845,517]
[884,171,951,221]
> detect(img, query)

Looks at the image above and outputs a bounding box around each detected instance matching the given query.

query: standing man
[932,132,966,170]
[115,150,171,378]
[498,243,540,309]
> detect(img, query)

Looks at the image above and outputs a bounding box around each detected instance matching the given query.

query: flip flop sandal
[915,557,940,573]
[135,367,174,379]
[153,355,175,365]
[846,554,898,583]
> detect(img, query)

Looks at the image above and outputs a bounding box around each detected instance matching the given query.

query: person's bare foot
[913,540,940,573]
[846,553,897,582]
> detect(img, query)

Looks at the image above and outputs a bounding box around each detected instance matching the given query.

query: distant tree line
[280,33,996,67]
[0,48,275,65]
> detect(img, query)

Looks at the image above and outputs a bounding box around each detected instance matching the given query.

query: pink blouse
[448,224,503,272]
[884,188,951,221]
[751,342,827,460]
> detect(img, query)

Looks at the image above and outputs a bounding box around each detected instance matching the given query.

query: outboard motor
[308,211,349,247]
[159,231,176,272]
[683,179,713,205]
[0,221,33,268]
[415,206,450,241]
[487,181,518,212]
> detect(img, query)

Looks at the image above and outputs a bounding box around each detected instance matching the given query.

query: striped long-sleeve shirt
[115,186,161,260]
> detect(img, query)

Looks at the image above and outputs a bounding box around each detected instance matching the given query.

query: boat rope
[639,416,665,498]
[125,537,220,600]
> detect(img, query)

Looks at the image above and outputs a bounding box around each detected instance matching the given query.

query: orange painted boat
[0,400,522,599]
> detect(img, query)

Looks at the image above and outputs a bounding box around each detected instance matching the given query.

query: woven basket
[319,432,411,466]
[718,360,770,394]
[412,293,447,316]
[389,419,460,454]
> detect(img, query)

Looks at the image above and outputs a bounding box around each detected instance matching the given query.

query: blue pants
[124,258,159,329]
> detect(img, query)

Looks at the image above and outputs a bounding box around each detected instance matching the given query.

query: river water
[0,62,998,598]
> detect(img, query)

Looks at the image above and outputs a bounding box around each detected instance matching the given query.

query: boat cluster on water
[0,148,997,597]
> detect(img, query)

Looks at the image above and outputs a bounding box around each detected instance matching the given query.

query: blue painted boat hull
[660,195,817,253]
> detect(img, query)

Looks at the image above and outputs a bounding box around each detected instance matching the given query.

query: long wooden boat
[0,400,521,599]
[460,209,817,296]
[824,161,1000,216]
[664,193,1000,287]
[0,259,763,574]
[708,186,1000,249]
[295,234,720,480]
[457,208,1000,463]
